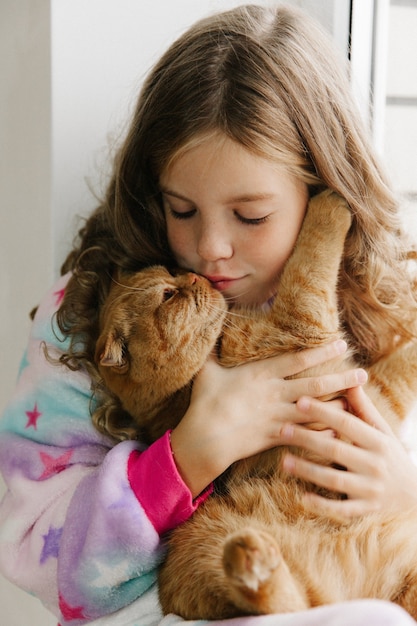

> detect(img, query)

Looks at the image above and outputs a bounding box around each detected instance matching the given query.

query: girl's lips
[205,275,244,291]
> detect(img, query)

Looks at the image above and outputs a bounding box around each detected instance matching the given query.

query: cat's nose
[188,273,201,284]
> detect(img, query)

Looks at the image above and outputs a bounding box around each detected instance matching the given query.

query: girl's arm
[0,275,210,624]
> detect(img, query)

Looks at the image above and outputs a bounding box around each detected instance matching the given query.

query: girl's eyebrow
[226,193,275,203]
[160,187,190,202]
[160,186,275,204]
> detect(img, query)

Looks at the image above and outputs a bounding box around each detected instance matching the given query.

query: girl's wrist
[170,422,225,499]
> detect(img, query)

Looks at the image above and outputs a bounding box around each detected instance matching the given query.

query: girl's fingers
[280,424,369,472]
[282,451,378,501]
[345,386,393,435]
[281,418,377,480]
[293,395,386,448]
[283,367,367,405]
[301,492,378,520]
[268,339,348,378]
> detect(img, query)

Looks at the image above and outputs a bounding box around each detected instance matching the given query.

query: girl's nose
[196,221,233,262]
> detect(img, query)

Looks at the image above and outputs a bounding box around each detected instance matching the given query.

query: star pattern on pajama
[25,403,42,429]
[53,287,66,307]
[40,525,63,564]
[90,556,133,589]
[59,593,86,621]
[39,450,73,479]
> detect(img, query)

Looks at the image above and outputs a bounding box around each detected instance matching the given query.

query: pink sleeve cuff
[127,430,213,535]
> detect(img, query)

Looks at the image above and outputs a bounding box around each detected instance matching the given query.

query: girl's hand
[170,339,366,498]
[280,385,417,519]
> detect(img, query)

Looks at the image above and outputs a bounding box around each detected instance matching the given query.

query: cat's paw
[308,189,352,234]
[223,527,280,592]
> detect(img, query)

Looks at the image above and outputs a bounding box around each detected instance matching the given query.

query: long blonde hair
[58,3,416,385]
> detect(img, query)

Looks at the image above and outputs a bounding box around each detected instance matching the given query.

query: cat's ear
[98,331,127,369]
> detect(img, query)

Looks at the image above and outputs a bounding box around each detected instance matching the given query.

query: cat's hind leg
[223,527,309,614]
[394,573,417,621]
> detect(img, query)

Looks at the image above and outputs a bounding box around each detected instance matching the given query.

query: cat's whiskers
[109,276,149,292]
[205,302,253,339]
[219,285,254,304]
[221,316,253,340]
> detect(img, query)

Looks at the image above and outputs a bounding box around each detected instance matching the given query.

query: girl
[1,4,417,625]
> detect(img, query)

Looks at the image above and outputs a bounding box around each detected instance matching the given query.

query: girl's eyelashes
[167,206,196,220]
[235,212,270,226]
[166,204,270,226]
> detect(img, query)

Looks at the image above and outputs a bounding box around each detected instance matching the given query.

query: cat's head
[95,265,227,420]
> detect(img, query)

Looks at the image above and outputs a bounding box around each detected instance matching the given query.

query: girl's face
[160,134,308,307]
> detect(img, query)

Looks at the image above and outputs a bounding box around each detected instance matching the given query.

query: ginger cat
[94,190,417,620]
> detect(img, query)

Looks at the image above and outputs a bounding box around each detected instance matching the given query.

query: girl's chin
[228,290,273,309]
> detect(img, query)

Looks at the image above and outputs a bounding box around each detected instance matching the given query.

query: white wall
[0,3,55,623]
[0,0,52,414]
[0,2,347,624]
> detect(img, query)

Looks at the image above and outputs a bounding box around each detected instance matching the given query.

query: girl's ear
[96,330,127,369]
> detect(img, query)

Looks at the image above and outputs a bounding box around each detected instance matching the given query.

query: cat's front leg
[223,527,309,614]
[268,190,352,347]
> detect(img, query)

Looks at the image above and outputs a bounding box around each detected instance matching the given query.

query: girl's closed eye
[162,194,196,220]
[235,212,270,226]
[168,206,270,225]
[167,205,197,220]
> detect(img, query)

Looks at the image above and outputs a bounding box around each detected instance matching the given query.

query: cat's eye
[162,288,177,302]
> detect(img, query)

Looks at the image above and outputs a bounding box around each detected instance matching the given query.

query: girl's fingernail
[356,369,368,384]
[335,339,347,354]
